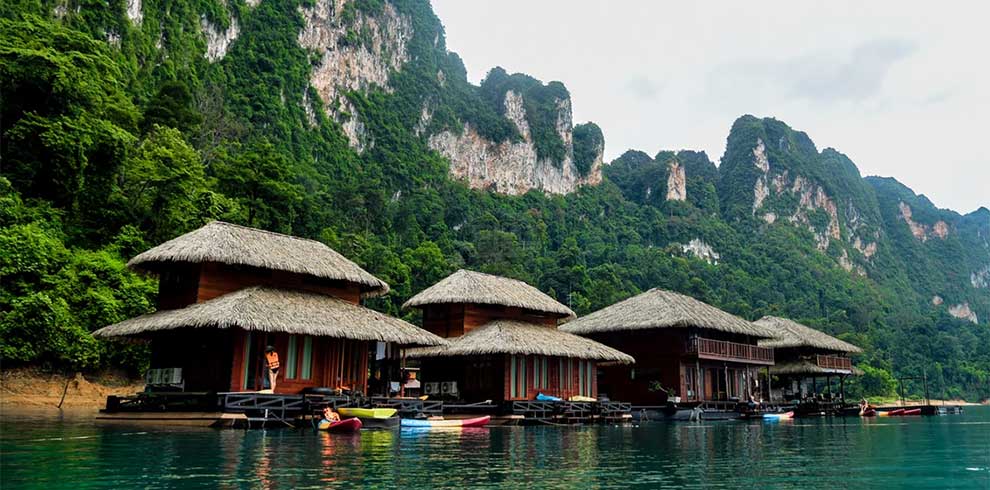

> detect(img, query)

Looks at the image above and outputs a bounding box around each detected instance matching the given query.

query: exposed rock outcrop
[752,139,770,212]
[898,202,949,242]
[428,90,602,195]
[972,265,990,289]
[853,237,877,259]
[666,160,686,201]
[126,0,142,25]
[948,303,978,324]
[201,16,239,62]
[298,0,412,152]
[681,239,720,264]
[932,295,943,305]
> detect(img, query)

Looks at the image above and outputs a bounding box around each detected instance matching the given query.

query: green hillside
[1,0,987,400]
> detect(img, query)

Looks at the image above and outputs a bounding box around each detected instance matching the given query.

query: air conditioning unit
[441,381,459,397]
[424,382,441,396]
[162,367,183,386]
[144,368,159,386]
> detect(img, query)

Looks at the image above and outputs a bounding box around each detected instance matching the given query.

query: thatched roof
[755,316,862,354]
[405,320,633,364]
[93,287,445,346]
[402,269,575,319]
[770,360,863,376]
[559,288,773,338]
[128,221,389,297]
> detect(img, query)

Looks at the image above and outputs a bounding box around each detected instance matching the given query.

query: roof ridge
[207,220,327,246]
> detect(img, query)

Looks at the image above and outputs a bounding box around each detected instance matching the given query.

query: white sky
[431,1,989,213]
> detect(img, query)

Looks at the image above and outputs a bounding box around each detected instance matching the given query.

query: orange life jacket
[265,351,280,369]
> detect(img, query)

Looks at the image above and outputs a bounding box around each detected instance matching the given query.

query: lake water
[1,407,988,489]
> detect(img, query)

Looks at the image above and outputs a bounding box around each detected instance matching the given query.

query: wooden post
[766,367,772,403]
[399,349,406,398]
[695,360,702,402]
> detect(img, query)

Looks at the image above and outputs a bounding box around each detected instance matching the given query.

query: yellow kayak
[338,408,397,419]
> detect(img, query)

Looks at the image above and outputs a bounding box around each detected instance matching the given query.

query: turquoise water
[1,407,988,489]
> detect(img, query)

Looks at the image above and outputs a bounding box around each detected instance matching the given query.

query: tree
[141,81,203,134]
[213,140,303,231]
[116,125,214,242]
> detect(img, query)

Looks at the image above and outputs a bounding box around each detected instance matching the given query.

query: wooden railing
[686,337,774,365]
[816,354,852,371]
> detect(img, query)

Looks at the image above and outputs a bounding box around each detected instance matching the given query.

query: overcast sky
[431,1,988,213]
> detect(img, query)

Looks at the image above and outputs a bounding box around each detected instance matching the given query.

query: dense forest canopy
[1,0,987,401]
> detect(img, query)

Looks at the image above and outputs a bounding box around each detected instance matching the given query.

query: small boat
[763,411,794,420]
[338,408,398,419]
[318,417,363,432]
[400,416,491,428]
[860,408,877,417]
[888,409,906,416]
[357,416,400,430]
[902,408,922,416]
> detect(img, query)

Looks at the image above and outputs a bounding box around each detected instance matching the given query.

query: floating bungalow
[755,316,862,414]
[559,289,776,415]
[93,221,445,424]
[403,270,633,421]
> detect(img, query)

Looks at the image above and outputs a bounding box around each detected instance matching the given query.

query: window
[542,357,548,390]
[286,335,298,379]
[284,335,314,381]
[510,355,517,399]
[510,355,528,399]
[578,360,585,396]
[533,356,549,390]
[585,362,594,397]
[301,336,313,380]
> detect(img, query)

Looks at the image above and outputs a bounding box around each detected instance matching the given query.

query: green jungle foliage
[0,1,987,400]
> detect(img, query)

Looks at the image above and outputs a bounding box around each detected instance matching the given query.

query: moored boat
[338,408,398,419]
[318,417,363,432]
[400,416,491,428]
[763,411,794,420]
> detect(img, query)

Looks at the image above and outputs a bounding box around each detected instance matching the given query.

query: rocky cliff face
[298,0,413,152]
[898,202,949,242]
[427,90,602,195]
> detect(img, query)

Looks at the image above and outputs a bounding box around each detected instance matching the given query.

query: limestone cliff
[427,89,602,195]
[298,0,413,152]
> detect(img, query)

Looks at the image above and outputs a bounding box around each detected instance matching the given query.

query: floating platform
[96,411,243,427]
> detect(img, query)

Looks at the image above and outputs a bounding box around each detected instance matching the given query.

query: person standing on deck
[263,346,280,393]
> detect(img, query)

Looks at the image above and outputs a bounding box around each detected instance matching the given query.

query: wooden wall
[421,303,559,339]
[196,263,361,304]
[156,262,363,311]
[502,355,597,401]
[228,330,369,394]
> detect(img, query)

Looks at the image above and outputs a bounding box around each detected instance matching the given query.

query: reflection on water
[1,408,988,489]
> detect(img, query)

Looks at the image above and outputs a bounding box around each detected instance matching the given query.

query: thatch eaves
[93,287,445,346]
[402,269,575,319]
[559,288,773,338]
[770,360,863,376]
[405,320,634,364]
[128,221,389,297]
[755,316,862,354]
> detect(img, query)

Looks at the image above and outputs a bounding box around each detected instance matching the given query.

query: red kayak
[888,409,906,416]
[861,408,877,417]
[318,417,363,432]
[902,408,922,416]
[400,415,491,428]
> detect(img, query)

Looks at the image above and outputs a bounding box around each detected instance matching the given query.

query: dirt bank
[0,368,143,410]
